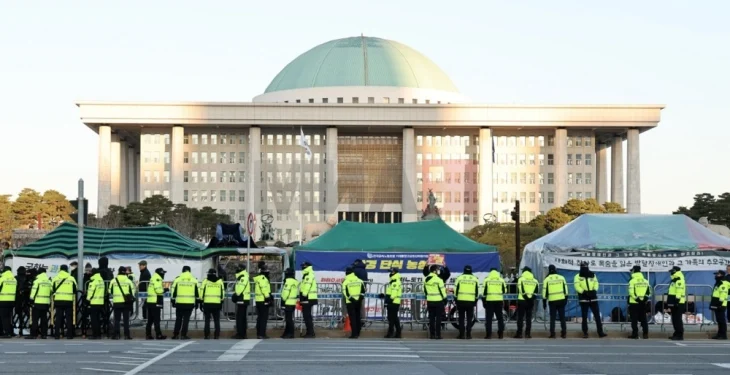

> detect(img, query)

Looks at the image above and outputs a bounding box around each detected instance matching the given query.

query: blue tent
[520,214,730,320]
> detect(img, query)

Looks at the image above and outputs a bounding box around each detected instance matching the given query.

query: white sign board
[543,251,730,272]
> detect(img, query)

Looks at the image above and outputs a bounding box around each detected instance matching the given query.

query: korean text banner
[544,251,730,272]
[295,251,500,274]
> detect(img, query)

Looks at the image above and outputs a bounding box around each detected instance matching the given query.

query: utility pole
[77,179,85,290]
[511,200,521,266]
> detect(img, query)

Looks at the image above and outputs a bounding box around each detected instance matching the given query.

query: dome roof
[264,36,458,94]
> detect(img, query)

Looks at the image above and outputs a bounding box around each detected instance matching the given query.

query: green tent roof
[10,222,219,259]
[295,220,496,253]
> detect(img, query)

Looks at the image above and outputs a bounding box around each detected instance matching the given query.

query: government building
[78,36,663,243]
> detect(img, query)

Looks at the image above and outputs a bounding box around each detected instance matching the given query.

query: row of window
[492,153,594,166]
[183,134,247,146]
[142,152,170,164]
[494,191,594,204]
[264,190,325,203]
[143,171,170,184]
[183,190,245,203]
[182,171,326,185]
[181,152,325,165]
[417,190,478,204]
[417,172,478,184]
[283,97,444,104]
[417,135,475,147]
[416,135,594,149]
[181,189,326,204]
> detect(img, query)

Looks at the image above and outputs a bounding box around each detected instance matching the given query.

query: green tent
[295,219,496,252]
[9,222,226,258]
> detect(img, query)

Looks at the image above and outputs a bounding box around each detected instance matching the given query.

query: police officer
[280,268,299,339]
[109,266,135,340]
[26,267,51,339]
[199,268,224,340]
[52,265,77,339]
[454,265,478,339]
[0,266,18,338]
[514,266,538,339]
[482,267,506,339]
[574,262,606,338]
[382,267,402,339]
[542,264,568,339]
[711,270,729,340]
[343,266,365,339]
[86,268,105,340]
[253,263,272,339]
[145,268,167,340]
[423,264,446,339]
[667,266,686,341]
[171,266,199,340]
[628,265,651,339]
[233,266,250,339]
[299,261,318,338]
[15,266,27,337]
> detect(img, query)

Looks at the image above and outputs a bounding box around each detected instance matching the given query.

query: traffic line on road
[110,356,149,361]
[217,339,262,361]
[88,351,110,353]
[713,363,730,369]
[77,361,138,366]
[4,351,27,354]
[44,351,66,354]
[309,354,421,358]
[124,340,193,375]
[81,368,126,373]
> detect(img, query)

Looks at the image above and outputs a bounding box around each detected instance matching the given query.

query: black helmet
[463,265,472,274]
[284,268,295,278]
[301,261,312,270]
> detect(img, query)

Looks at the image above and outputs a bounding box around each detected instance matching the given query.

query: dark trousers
[113,307,130,338]
[54,304,73,338]
[80,304,89,336]
[146,304,162,337]
[204,307,221,338]
[516,300,534,335]
[283,306,295,337]
[715,306,727,338]
[346,299,362,337]
[456,301,475,337]
[427,301,443,338]
[302,303,314,335]
[485,301,504,336]
[142,301,148,320]
[0,307,13,336]
[31,306,49,337]
[671,303,685,338]
[548,300,567,335]
[580,302,604,334]
[386,303,401,336]
[236,303,249,338]
[173,306,193,337]
[629,303,648,336]
[89,306,102,338]
[255,303,268,337]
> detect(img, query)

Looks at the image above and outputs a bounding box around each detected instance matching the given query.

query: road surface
[0,338,728,374]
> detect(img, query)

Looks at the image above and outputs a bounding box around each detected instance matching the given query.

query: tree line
[92,195,232,242]
[673,193,730,227]
[466,199,626,268]
[0,188,76,248]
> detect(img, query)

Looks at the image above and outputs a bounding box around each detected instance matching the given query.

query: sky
[0,0,728,215]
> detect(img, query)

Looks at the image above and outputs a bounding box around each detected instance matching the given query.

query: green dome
[264,36,459,93]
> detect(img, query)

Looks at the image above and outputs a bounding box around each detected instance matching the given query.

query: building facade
[78,36,662,242]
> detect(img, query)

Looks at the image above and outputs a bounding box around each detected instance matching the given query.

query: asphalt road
[0,338,728,374]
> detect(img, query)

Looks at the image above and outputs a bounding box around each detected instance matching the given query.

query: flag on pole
[491,136,496,164]
[299,127,312,158]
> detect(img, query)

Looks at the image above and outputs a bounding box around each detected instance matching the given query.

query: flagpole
[300,143,304,244]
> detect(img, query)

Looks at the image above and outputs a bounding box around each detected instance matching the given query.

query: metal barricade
[652,283,715,332]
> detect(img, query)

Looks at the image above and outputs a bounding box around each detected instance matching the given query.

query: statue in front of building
[421,189,441,220]
[259,214,275,241]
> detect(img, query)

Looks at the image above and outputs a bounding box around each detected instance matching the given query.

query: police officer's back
[574,262,606,338]
[280,268,299,339]
[454,265,478,339]
[667,266,686,341]
[26,267,51,339]
[514,266,538,339]
[423,265,446,339]
[628,265,651,339]
[0,266,18,338]
[171,266,199,340]
[542,264,568,338]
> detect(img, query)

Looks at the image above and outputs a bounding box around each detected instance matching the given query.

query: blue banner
[295,251,500,274]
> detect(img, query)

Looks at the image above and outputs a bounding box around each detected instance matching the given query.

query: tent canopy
[295,219,497,253]
[10,222,220,259]
[525,214,730,254]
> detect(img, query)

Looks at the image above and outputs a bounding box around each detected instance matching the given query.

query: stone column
[248,126,261,220]
[611,135,624,207]
[626,128,641,213]
[326,127,339,218]
[402,127,417,222]
[554,128,568,206]
[478,128,493,223]
[119,139,128,207]
[170,126,184,203]
[596,143,608,204]
[127,145,136,203]
[110,133,121,207]
[97,125,112,217]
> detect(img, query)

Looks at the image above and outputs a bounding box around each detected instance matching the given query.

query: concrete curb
[124,327,718,340]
